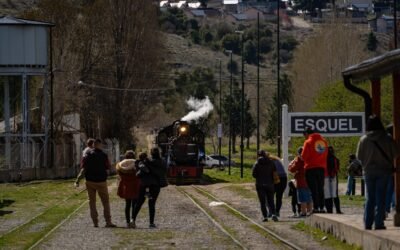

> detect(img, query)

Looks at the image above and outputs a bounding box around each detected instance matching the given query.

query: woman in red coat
[116,150,141,228]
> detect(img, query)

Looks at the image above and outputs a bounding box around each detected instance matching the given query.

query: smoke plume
[181,96,214,122]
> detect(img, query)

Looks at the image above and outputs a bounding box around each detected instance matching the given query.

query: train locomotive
[156,120,205,184]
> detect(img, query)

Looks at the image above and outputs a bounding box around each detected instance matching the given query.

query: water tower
[0,16,54,180]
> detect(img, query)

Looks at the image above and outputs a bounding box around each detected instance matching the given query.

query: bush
[201,28,214,43]
[187,18,199,31]
[190,30,201,44]
[221,33,241,54]
[260,37,273,53]
[244,40,257,64]
[227,60,238,75]
[216,22,233,40]
[367,32,378,51]
[280,36,298,51]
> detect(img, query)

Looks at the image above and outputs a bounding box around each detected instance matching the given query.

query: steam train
[156,120,205,184]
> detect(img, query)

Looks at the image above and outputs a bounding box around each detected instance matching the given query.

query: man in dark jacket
[357,115,398,230]
[81,139,116,228]
[252,150,278,222]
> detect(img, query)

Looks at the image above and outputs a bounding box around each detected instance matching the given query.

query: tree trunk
[246,137,250,149]
[232,134,237,153]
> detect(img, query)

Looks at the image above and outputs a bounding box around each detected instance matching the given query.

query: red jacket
[116,159,141,199]
[288,157,308,188]
[301,133,328,170]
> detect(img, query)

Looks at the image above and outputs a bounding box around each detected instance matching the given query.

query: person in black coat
[252,150,278,222]
[132,148,167,228]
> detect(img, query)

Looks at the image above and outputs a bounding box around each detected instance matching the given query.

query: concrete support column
[4,77,11,169]
[392,71,400,226]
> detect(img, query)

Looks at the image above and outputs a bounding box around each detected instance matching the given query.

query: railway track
[178,185,303,250]
[0,188,87,239]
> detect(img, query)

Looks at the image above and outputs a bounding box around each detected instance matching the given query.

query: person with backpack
[357,115,398,230]
[252,150,278,222]
[345,154,362,196]
[269,154,287,218]
[79,139,116,228]
[325,146,340,213]
[132,148,167,228]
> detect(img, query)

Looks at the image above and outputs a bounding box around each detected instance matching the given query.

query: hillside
[0,0,36,15]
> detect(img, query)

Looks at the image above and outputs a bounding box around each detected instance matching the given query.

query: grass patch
[293,221,362,250]
[0,190,87,249]
[202,143,279,184]
[221,185,257,199]
[339,195,365,207]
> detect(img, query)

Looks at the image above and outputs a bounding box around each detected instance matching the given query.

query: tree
[244,40,257,64]
[200,28,214,43]
[199,0,208,7]
[221,34,241,54]
[190,30,201,44]
[260,37,272,54]
[227,60,238,75]
[25,0,166,148]
[222,82,253,152]
[265,74,293,144]
[174,67,217,100]
[367,32,378,51]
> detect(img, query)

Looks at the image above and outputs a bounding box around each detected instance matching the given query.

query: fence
[0,136,120,182]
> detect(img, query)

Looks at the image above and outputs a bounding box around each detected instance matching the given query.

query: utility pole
[395,0,398,49]
[218,59,222,169]
[236,30,244,178]
[226,50,233,175]
[277,0,281,157]
[257,12,260,152]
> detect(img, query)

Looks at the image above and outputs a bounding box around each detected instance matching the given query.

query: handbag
[273,171,280,184]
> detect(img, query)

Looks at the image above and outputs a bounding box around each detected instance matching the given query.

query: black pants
[132,185,161,224]
[256,184,275,218]
[274,176,287,216]
[305,168,325,211]
[125,199,137,224]
[334,176,342,213]
[291,192,301,214]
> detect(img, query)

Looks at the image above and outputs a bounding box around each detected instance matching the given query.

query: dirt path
[37,183,239,249]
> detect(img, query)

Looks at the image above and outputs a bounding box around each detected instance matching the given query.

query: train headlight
[179,126,188,134]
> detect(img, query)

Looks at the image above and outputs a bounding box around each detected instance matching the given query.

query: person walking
[269,154,287,218]
[325,146,340,213]
[78,139,116,228]
[288,147,313,217]
[116,150,141,228]
[252,150,278,222]
[75,138,95,186]
[357,115,398,230]
[345,154,362,196]
[132,148,167,228]
[302,127,328,213]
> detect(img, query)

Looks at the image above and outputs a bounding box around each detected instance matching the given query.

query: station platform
[306,213,400,250]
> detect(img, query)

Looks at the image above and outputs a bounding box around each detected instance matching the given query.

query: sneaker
[105,223,117,228]
[272,215,279,222]
[129,221,136,228]
[262,217,268,222]
[149,223,157,228]
[289,214,298,218]
[94,223,99,228]
[299,213,307,218]
[375,226,386,230]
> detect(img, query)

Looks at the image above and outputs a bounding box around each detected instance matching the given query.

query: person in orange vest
[301,127,328,213]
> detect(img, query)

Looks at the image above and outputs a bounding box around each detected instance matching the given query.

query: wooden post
[392,71,400,226]
[371,78,381,117]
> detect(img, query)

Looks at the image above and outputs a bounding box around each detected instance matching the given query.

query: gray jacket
[356,130,398,175]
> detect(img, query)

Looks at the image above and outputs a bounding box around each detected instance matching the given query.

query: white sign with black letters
[288,112,365,137]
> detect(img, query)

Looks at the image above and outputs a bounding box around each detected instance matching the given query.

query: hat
[303,126,314,135]
[257,150,268,157]
[297,147,303,155]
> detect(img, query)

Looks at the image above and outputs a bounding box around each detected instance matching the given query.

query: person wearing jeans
[302,127,328,213]
[357,115,398,230]
[270,155,287,217]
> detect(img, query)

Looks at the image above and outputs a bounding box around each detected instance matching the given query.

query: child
[288,179,301,217]
[288,147,313,217]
